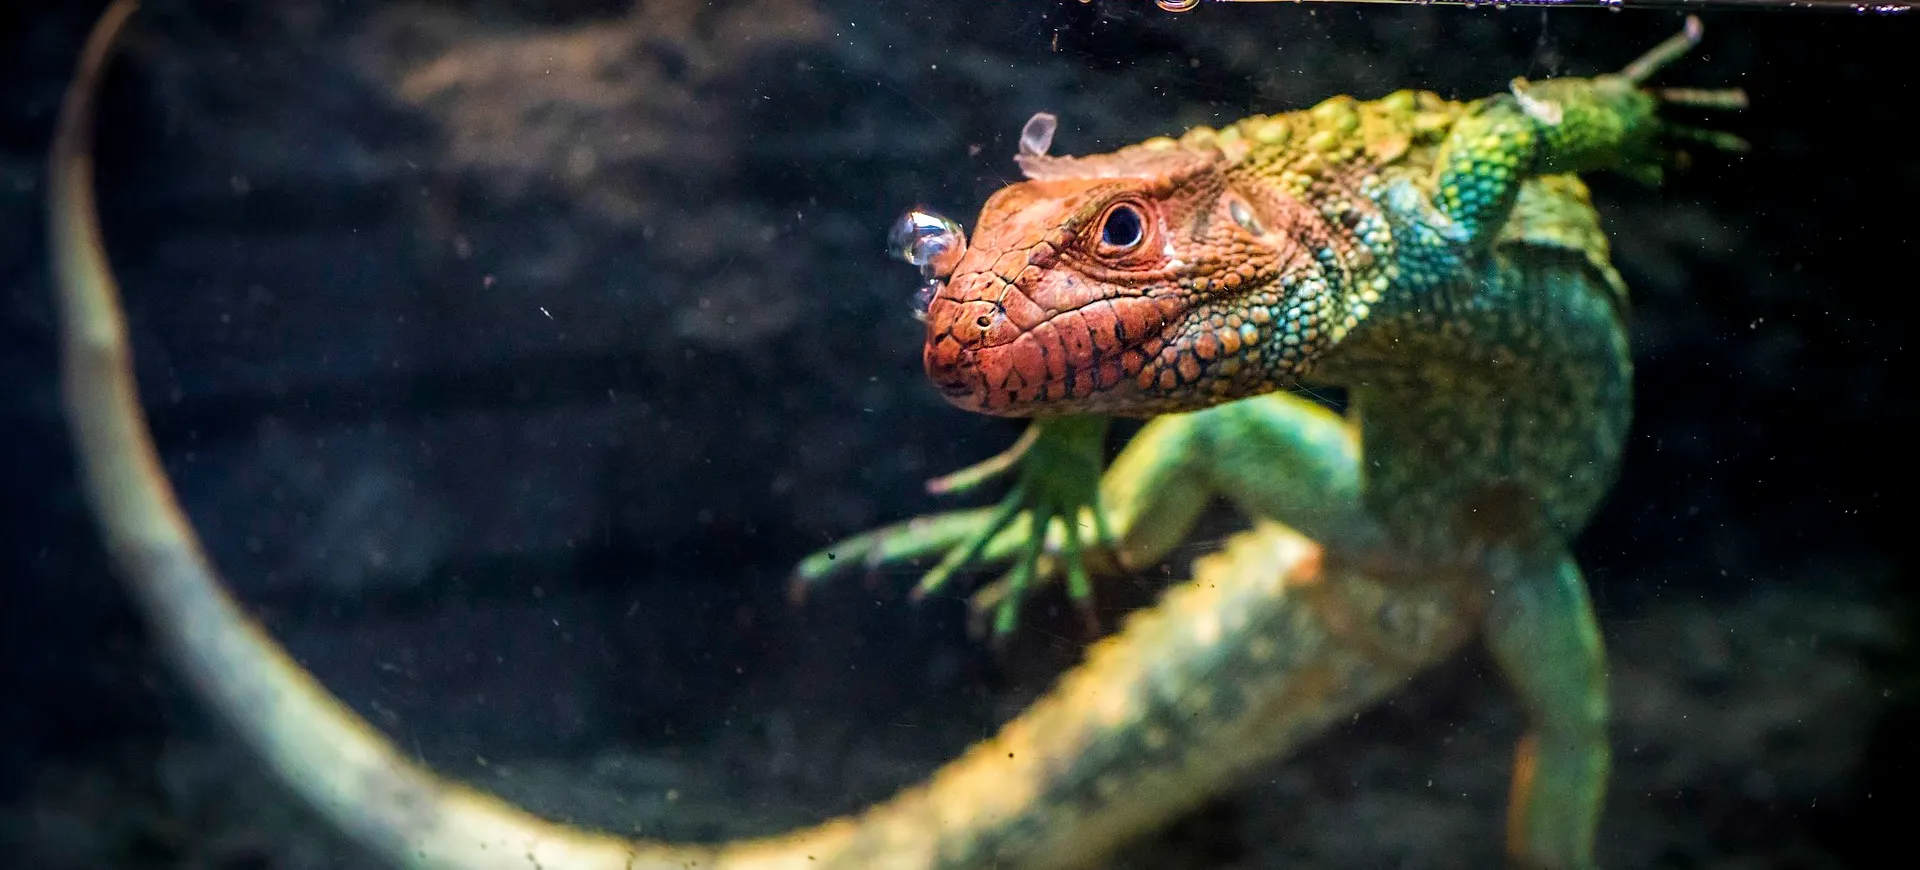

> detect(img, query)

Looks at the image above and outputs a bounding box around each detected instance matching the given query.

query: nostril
[974,315,992,329]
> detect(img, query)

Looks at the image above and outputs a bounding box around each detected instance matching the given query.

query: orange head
[919,142,1357,418]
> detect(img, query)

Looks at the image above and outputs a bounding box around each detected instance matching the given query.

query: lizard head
[921,131,1360,418]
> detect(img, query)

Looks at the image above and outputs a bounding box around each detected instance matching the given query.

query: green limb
[925,423,1040,495]
[1089,392,1373,574]
[1423,17,1743,252]
[957,414,1209,635]
[1057,515,1094,611]
[793,393,1380,638]
[968,393,1377,633]
[966,501,1102,638]
[1198,393,1376,551]
[1661,122,1751,155]
[789,506,996,599]
[909,415,1113,603]
[791,415,1117,630]
[1483,548,1609,870]
[988,522,1048,639]
[1086,414,1209,573]
[913,479,1033,599]
[1654,87,1749,113]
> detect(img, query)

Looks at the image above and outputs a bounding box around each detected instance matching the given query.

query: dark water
[2,2,1912,867]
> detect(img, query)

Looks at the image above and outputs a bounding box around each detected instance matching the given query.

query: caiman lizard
[50,2,1740,868]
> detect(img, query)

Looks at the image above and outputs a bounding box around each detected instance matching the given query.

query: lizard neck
[1311,214,1635,555]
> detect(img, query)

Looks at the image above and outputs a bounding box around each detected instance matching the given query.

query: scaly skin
[54,4,1735,869]
[799,18,1743,870]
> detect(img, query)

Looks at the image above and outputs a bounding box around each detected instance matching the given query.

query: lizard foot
[1632,18,1751,168]
[790,415,1117,639]
[1504,16,1747,189]
[1619,16,1750,181]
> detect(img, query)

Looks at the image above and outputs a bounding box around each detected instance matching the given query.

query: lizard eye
[1096,202,1146,255]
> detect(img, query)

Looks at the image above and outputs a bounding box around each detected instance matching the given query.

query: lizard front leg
[792,414,1119,636]
[794,391,1383,635]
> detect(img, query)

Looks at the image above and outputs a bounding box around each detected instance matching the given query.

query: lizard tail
[50,4,745,868]
[50,4,1478,869]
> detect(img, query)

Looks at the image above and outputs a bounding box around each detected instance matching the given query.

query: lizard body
[806,18,1741,870]
[922,87,1636,545]
[52,4,1737,869]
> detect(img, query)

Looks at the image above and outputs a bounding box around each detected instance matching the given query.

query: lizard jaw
[922,299,990,407]
[923,280,1183,418]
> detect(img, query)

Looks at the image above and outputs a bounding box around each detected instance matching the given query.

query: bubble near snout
[889,208,968,280]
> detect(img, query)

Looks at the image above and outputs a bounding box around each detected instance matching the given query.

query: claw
[791,549,845,595]
[1663,123,1750,154]
[927,424,1040,495]
[969,570,1012,614]
[969,553,1040,611]
[1077,603,1101,638]
[1057,513,1102,636]
[991,533,1045,639]
[1655,87,1749,112]
[1621,15,1704,85]
[913,485,1030,600]
[1618,161,1665,189]
[992,595,1024,639]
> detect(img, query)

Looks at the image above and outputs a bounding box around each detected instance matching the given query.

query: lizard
[791,15,1745,870]
[48,2,1738,869]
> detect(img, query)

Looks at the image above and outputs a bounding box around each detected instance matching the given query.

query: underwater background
[2,2,1914,867]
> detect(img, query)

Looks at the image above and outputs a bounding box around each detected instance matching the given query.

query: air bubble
[889,208,968,280]
[911,281,939,322]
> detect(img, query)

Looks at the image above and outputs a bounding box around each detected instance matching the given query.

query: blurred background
[2,2,1913,867]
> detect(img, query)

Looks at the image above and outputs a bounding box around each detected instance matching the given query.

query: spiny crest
[1011,111,1224,183]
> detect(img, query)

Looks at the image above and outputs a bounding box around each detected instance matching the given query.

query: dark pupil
[1101,205,1143,248]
